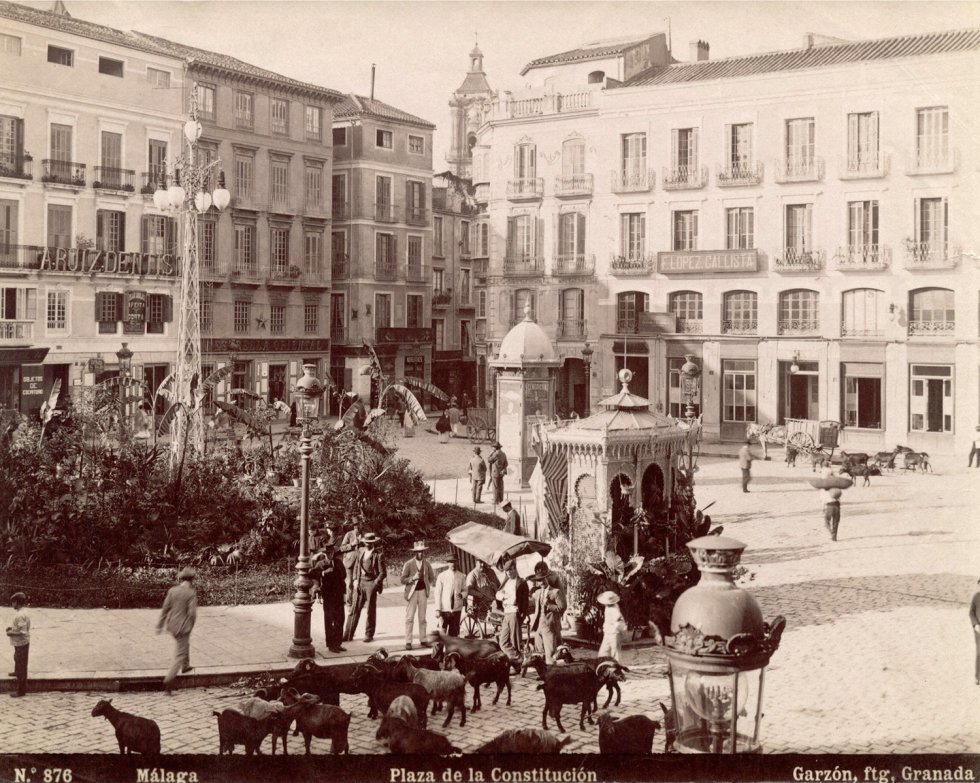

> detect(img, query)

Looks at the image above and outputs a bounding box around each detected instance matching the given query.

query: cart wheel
[468,423,481,443]
[461,615,482,640]
[788,431,814,453]
[487,427,497,443]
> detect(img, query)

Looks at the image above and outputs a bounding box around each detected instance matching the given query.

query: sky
[62,0,980,167]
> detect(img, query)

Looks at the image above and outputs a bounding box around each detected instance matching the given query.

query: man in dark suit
[468,447,487,503]
[310,543,347,654]
[343,532,385,643]
[486,441,508,505]
[502,501,522,536]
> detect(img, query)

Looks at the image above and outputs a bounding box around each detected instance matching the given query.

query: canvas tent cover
[447,521,551,579]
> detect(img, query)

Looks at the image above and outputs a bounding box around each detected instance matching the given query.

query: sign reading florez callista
[657,249,758,274]
[37,247,178,277]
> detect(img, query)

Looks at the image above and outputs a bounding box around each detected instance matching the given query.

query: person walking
[436,410,452,444]
[970,578,980,685]
[156,567,197,694]
[969,426,980,468]
[502,501,522,536]
[433,557,466,636]
[468,447,487,503]
[486,441,508,505]
[310,544,347,654]
[400,541,435,649]
[738,438,754,493]
[528,562,566,664]
[339,517,362,607]
[6,592,30,698]
[344,532,386,643]
[596,591,627,663]
[495,559,528,664]
[822,486,843,541]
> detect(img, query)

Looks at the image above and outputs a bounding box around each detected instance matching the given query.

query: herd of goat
[90,632,674,757]
[786,444,932,483]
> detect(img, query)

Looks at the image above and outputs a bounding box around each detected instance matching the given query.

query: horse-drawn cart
[748,418,841,460]
[464,407,496,444]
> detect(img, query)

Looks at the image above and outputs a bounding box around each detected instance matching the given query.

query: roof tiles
[334,94,435,129]
[521,36,652,74]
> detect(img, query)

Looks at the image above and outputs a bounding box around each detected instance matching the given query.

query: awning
[446,521,551,579]
[0,347,49,366]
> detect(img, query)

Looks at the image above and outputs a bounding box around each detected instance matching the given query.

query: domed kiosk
[488,305,561,488]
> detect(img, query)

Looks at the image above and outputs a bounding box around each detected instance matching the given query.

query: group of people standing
[467,442,509,505]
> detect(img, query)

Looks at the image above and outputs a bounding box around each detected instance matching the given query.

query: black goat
[281,690,352,755]
[552,646,625,708]
[278,657,350,706]
[537,660,628,733]
[596,711,661,754]
[377,695,419,743]
[91,699,161,756]
[385,717,461,755]
[475,728,572,754]
[213,709,274,756]
[442,650,512,711]
[428,630,502,664]
[352,667,430,728]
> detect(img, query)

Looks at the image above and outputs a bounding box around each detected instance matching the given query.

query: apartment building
[0,1,185,414]
[330,95,435,407]
[475,29,980,454]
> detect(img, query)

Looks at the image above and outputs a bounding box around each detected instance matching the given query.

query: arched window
[559,288,584,338]
[909,287,954,335]
[562,138,585,178]
[588,70,605,84]
[669,291,703,333]
[778,289,819,334]
[723,291,757,335]
[514,143,536,179]
[841,288,884,337]
[617,291,647,334]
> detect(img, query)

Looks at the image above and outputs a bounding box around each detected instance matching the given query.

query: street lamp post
[116,342,133,433]
[580,342,594,416]
[289,364,326,658]
[679,354,701,479]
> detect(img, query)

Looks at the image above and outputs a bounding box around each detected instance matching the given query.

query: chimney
[689,40,709,62]
[370,64,376,101]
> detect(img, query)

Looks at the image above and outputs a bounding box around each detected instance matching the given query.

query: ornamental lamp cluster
[152,119,231,214]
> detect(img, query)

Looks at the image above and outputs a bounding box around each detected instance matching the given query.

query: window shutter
[163,294,173,322]
[119,213,126,252]
[670,129,679,169]
[690,128,699,168]
[392,235,398,264]
[576,213,586,256]
[114,292,124,321]
[405,180,412,213]
[529,290,537,321]
[847,114,858,165]
[639,213,646,255]
[869,112,879,155]
[14,119,23,161]
[535,217,544,263]
[25,289,37,320]
[94,291,107,322]
[141,216,149,254]
[804,204,812,250]
[166,218,177,255]
[692,212,699,249]
[913,197,921,242]
[942,197,948,244]
[724,124,732,167]
[506,217,515,259]
[96,210,105,249]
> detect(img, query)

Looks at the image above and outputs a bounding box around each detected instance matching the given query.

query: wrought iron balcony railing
[907,148,958,175]
[840,322,883,338]
[609,252,654,275]
[432,290,453,306]
[375,260,398,281]
[662,164,708,190]
[834,245,890,271]
[774,247,825,272]
[778,318,820,335]
[229,263,260,281]
[331,255,349,278]
[93,166,135,192]
[405,263,427,283]
[716,161,764,187]
[554,173,593,197]
[557,318,587,339]
[616,318,639,334]
[774,157,824,183]
[406,207,427,226]
[0,320,33,340]
[332,201,350,221]
[552,252,594,276]
[676,318,704,334]
[610,168,653,193]
[904,241,959,270]
[375,203,399,223]
[722,319,758,335]
[506,178,544,200]
[908,318,955,336]
[503,255,543,276]
[0,154,32,181]
[839,152,889,179]
[330,324,347,344]
[42,159,86,186]
[267,265,300,285]
[200,258,223,277]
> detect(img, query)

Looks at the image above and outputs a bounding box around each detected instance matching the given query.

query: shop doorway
[268,364,287,405]
[779,361,818,423]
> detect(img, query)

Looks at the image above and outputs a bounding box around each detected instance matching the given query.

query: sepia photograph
[0,0,978,780]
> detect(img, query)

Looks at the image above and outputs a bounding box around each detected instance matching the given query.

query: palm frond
[396,377,449,403]
[228,388,263,400]
[156,402,183,436]
[214,399,268,436]
[201,365,233,393]
[154,372,175,401]
[380,384,428,425]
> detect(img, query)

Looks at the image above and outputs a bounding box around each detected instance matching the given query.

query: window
[47,205,72,247]
[916,107,949,168]
[197,84,216,121]
[234,300,250,334]
[235,154,253,200]
[672,210,698,251]
[304,303,318,334]
[477,290,487,318]
[670,127,699,178]
[407,294,423,328]
[331,173,347,216]
[778,289,819,334]
[433,268,445,292]
[47,45,73,66]
[621,133,646,177]
[0,34,22,55]
[50,123,72,162]
[909,288,955,335]
[669,291,703,332]
[514,143,536,179]
[723,359,757,423]
[305,106,322,140]
[199,219,216,273]
[620,213,646,259]
[95,291,120,333]
[846,112,879,172]
[147,67,170,88]
[841,363,883,429]
[330,293,345,341]
[271,159,289,208]
[433,318,445,349]
[559,288,584,337]
[562,138,586,177]
[375,294,392,328]
[141,215,175,256]
[270,304,285,334]
[726,207,754,249]
[146,293,171,334]
[0,287,38,331]
[200,298,213,331]
[376,175,392,220]
[331,230,347,276]
[304,231,322,276]
[375,233,396,278]
[433,216,444,256]
[0,199,18,253]
[914,197,948,251]
[100,131,122,185]
[0,115,25,174]
[841,288,884,337]
[332,126,347,146]
[725,123,753,170]
[271,98,289,135]
[96,210,125,252]
[723,291,758,334]
[305,164,322,208]
[479,224,489,256]
[197,145,216,191]
[234,91,254,128]
[909,363,953,433]
[407,235,423,278]
[506,214,536,263]
[376,129,393,148]
[785,203,813,253]
[616,291,647,333]
[461,221,471,255]
[514,288,536,322]
[557,212,586,271]
[459,268,471,304]
[271,227,289,274]
[408,134,424,155]
[98,57,123,77]
[234,224,255,272]
[847,201,879,262]
[407,180,425,223]
[148,139,167,188]
[785,117,815,173]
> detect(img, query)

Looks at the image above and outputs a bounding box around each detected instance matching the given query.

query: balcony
[552,252,594,276]
[662,164,708,190]
[406,206,427,226]
[716,161,764,187]
[774,157,825,183]
[554,173,593,198]
[676,318,703,335]
[267,264,299,287]
[228,264,261,284]
[503,255,543,277]
[200,258,223,279]
[330,324,347,344]
[840,322,883,339]
[774,247,825,272]
[610,168,653,193]
[0,154,32,181]
[405,263,427,283]
[300,266,330,289]
[839,153,889,180]
[375,203,399,223]
[616,318,639,334]
[269,194,295,215]
[93,166,135,193]
[331,254,349,279]
[501,90,594,119]
[42,159,86,187]
[908,318,955,337]
[907,148,958,175]
[834,245,891,271]
[0,320,33,341]
[375,260,398,281]
[432,289,453,307]
[141,171,166,195]
[376,326,434,344]
[474,258,488,281]
[904,241,959,270]
[332,200,350,221]
[506,178,544,201]
[609,252,655,276]
[474,183,490,205]
[557,318,586,339]
[778,318,820,335]
[722,319,758,336]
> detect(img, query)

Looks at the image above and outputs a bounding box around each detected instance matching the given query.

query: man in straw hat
[344,532,386,643]
[339,515,363,606]
[495,558,529,664]
[486,441,508,505]
[401,541,435,649]
[156,566,197,693]
[597,590,627,663]
[528,561,566,663]
[433,556,466,636]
